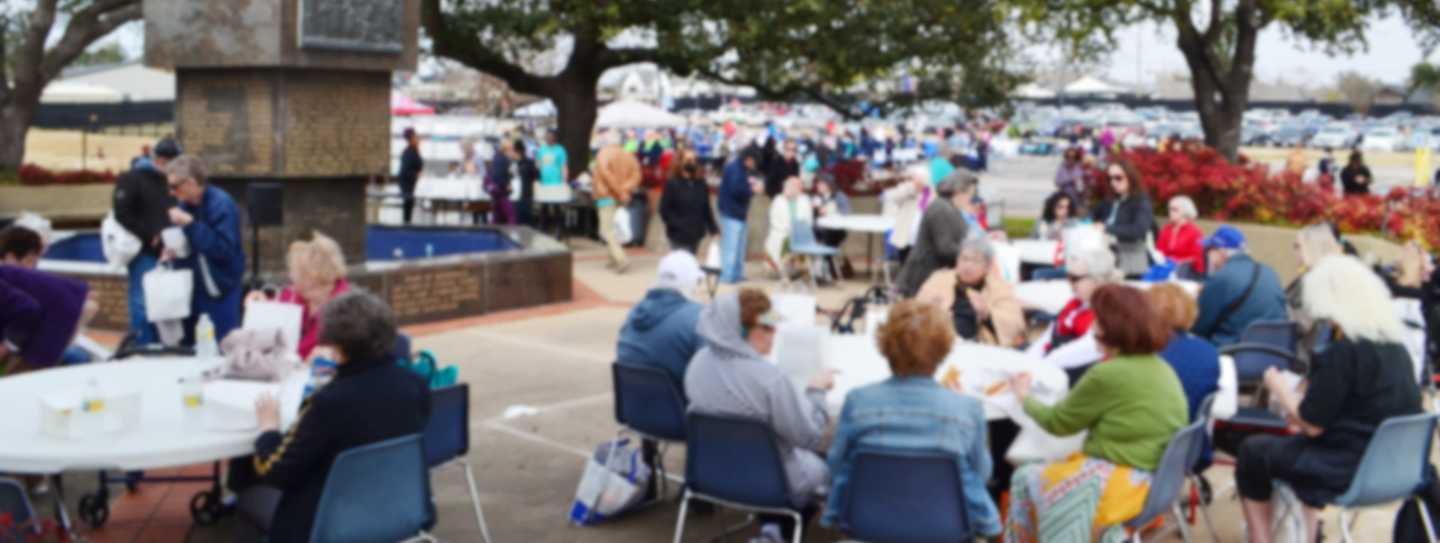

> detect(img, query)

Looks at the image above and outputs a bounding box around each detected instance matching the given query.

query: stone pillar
[144,0,418,274]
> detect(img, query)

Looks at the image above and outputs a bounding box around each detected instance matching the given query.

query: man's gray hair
[166,154,208,185]
[959,236,994,264]
[1068,246,1121,282]
[318,290,398,363]
[937,170,978,201]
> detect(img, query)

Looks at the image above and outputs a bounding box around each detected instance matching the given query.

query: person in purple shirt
[0,264,91,374]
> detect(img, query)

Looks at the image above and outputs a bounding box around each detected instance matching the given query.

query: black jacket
[895,198,968,297]
[251,358,431,542]
[1090,193,1155,243]
[1340,164,1372,195]
[398,146,423,190]
[764,156,799,198]
[111,164,174,256]
[660,176,718,251]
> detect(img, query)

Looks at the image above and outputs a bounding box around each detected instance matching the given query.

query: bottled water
[195,314,219,358]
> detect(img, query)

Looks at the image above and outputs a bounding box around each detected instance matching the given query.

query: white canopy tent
[1013,83,1056,99]
[595,99,686,129]
[514,99,556,119]
[40,81,123,104]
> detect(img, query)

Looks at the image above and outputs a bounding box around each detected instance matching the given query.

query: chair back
[613,363,687,441]
[422,384,470,468]
[310,434,431,543]
[1232,320,1297,381]
[790,220,821,249]
[1126,418,1207,530]
[1334,412,1440,508]
[392,333,413,363]
[840,447,972,543]
[0,478,37,536]
[685,412,794,509]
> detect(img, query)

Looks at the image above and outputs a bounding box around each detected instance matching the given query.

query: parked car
[1360,127,1404,152]
[1310,124,1359,149]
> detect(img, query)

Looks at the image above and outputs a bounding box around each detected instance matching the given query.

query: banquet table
[1014,279,1201,315]
[815,214,896,282]
[0,358,306,529]
[1012,239,1060,266]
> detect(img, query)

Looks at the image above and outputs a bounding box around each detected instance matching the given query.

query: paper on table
[242,301,303,356]
[203,375,305,432]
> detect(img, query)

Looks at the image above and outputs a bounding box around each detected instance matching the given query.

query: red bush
[16,163,115,186]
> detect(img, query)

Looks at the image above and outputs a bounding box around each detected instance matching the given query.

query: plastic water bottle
[195,314,219,358]
[425,243,434,258]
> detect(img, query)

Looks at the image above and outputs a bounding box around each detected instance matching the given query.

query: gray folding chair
[1125,418,1209,542]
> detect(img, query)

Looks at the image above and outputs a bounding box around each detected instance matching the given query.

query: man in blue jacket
[717,149,761,283]
[614,250,707,499]
[1192,225,1287,347]
[163,155,246,344]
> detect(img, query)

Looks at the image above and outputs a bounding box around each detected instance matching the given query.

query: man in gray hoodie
[684,289,834,540]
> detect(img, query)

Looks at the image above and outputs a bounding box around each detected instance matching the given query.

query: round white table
[1012,239,1060,266]
[0,358,305,531]
[815,214,896,282]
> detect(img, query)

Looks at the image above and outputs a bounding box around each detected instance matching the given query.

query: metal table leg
[51,474,73,535]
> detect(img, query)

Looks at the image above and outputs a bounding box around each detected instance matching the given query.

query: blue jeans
[719,216,748,283]
[126,253,159,344]
[61,345,93,365]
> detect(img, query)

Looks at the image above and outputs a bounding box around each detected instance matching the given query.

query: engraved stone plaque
[299,0,404,54]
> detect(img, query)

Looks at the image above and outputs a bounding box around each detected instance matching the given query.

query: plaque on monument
[298,0,404,54]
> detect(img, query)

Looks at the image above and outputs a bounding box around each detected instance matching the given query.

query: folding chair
[612,362,687,501]
[1272,412,1440,543]
[837,447,972,543]
[422,384,492,543]
[1126,417,1209,543]
[674,413,807,543]
[0,478,39,538]
[787,221,840,290]
[310,434,435,543]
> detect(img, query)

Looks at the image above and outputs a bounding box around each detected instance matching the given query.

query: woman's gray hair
[318,290,399,363]
[1300,255,1405,343]
[166,154,208,185]
[1067,246,1122,282]
[1168,195,1198,220]
[959,236,994,264]
[937,170,978,201]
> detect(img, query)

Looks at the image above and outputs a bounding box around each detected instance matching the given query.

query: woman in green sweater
[1005,284,1189,543]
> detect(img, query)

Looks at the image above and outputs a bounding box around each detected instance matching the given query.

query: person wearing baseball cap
[111,136,182,344]
[1192,224,1287,347]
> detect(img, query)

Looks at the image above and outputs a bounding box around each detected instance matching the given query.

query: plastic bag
[142,264,193,322]
[568,438,651,525]
[399,350,459,389]
[101,211,142,268]
[612,206,633,245]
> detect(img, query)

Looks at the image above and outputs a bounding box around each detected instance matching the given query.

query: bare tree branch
[420,0,547,95]
[37,1,140,82]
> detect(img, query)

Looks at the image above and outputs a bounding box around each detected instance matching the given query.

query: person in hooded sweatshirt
[615,250,708,498]
[685,288,835,541]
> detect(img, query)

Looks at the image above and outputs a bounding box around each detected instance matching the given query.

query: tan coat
[915,264,1026,348]
[592,144,641,203]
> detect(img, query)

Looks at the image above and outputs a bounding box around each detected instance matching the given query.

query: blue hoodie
[616,289,704,389]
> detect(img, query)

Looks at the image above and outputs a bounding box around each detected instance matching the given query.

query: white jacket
[765,195,814,263]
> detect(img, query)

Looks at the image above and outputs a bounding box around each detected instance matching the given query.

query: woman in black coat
[1339,150,1373,196]
[1090,160,1154,277]
[239,291,430,542]
[659,149,718,255]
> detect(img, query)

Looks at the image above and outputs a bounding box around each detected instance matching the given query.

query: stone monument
[143,0,420,273]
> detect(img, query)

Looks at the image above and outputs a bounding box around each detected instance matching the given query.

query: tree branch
[37,0,141,82]
[420,0,547,96]
[1204,0,1223,42]
[12,0,59,98]
[597,47,664,71]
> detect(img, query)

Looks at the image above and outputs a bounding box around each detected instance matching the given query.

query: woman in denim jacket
[822,300,1002,539]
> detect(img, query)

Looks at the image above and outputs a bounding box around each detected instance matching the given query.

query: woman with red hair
[1005,284,1188,542]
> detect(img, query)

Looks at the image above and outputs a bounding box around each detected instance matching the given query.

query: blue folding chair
[613,362,687,500]
[309,434,435,543]
[838,447,972,543]
[787,221,840,289]
[1125,417,1210,542]
[422,384,492,543]
[674,413,806,543]
[1219,320,1298,384]
[1271,412,1440,543]
[0,478,39,538]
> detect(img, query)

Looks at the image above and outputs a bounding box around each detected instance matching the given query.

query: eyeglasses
[167,179,189,192]
[1066,273,1088,284]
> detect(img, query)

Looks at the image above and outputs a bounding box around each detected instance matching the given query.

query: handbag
[568,438,651,525]
[142,263,193,322]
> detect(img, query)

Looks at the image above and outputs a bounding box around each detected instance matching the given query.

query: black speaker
[247,182,284,227]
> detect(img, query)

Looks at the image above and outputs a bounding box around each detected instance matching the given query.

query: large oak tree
[422,0,1026,178]
[1,0,141,172]
[1013,0,1440,161]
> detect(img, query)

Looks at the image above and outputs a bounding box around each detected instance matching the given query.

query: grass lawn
[23,128,155,172]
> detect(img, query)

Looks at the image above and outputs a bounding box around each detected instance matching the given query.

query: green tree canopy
[423,0,1027,177]
[1012,0,1440,161]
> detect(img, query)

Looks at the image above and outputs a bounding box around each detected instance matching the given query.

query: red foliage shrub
[16,163,115,186]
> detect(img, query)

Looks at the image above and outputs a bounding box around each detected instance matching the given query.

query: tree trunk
[1178,39,1247,162]
[550,75,599,182]
[0,106,33,172]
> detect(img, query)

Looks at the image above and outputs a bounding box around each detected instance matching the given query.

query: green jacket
[1023,354,1188,471]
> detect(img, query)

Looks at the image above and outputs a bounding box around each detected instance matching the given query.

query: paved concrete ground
[33,151,1424,542]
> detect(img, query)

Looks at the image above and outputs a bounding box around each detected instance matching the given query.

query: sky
[1094,13,1436,88]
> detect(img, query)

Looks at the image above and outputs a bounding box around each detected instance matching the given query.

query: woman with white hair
[247,231,351,360]
[915,237,1025,347]
[1236,255,1421,543]
[881,164,931,265]
[1156,195,1205,275]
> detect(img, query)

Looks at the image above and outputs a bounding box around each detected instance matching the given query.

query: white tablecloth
[0,359,306,474]
[1015,280,1202,314]
[1012,239,1059,266]
[816,214,895,233]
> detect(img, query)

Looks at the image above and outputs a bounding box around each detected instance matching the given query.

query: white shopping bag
[612,207,633,244]
[703,242,722,269]
[100,212,142,268]
[568,439,650,525]
[243,301,304,357]
[143,264,193,322]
